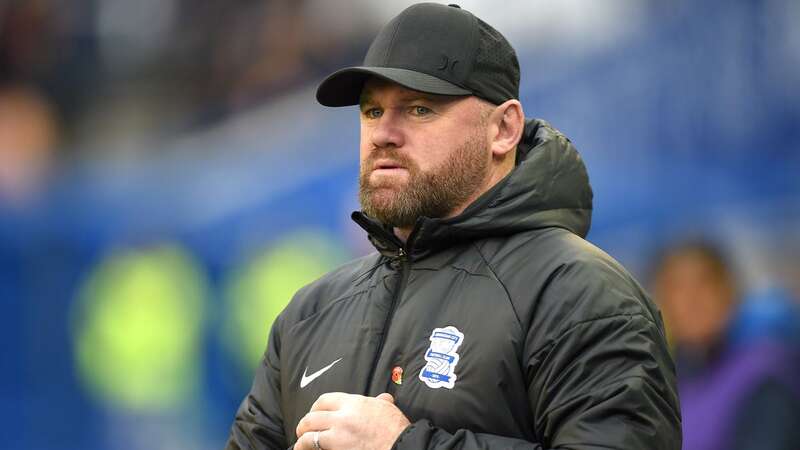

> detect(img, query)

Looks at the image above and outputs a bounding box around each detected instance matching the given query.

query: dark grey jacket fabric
[226,119,682,449]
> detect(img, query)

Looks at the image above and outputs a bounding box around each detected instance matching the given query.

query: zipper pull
[389,247,406,269]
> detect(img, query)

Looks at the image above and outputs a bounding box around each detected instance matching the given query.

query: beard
[358,131,489,228]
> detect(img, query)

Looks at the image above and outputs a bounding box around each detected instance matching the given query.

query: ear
[488,99,524,159]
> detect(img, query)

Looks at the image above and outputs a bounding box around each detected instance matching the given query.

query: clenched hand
[295,392,411,450]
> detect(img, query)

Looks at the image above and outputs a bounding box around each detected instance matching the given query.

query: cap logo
[437,55,459,75]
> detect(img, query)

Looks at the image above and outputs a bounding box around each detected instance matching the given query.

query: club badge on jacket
[419,326,464,389]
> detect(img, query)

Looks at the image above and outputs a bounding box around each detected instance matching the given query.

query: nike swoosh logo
[300,358,343,388]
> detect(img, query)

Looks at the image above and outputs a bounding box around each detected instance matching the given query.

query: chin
[370,168,410,182]
[368,177,407,194]
[367,190,399,209]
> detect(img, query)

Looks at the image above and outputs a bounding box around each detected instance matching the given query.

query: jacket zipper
[364,247,409,395]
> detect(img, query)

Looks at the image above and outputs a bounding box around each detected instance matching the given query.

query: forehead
[359,77,465,106]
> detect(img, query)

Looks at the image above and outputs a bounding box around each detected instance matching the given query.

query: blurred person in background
[227,3,680,450]
[0,83,59,205]
[652,240,800,450]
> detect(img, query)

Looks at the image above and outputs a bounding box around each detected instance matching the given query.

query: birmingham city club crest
[419,326,464,389]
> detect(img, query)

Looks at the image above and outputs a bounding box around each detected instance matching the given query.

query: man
[227,3,681,449]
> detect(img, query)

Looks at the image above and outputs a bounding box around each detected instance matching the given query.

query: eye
[410,105,432,117]
[362,107,382,119]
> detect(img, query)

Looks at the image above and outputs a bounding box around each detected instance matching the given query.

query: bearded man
[226,3,681,450]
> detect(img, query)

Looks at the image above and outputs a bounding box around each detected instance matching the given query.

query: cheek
[359,139,371,167]
[359,122,370,153]
[409,135,445,172]
[359,147,368,166]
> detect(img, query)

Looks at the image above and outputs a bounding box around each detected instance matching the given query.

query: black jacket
[226,119,682,449]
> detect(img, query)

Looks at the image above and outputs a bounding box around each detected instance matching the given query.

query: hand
[295,392,411,450]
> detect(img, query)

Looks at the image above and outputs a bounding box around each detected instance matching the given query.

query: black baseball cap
[316,3,519,107]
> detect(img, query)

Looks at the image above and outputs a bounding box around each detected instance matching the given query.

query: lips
[372,159,406,171]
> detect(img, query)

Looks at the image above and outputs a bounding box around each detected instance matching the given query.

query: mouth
[372,159,407,173]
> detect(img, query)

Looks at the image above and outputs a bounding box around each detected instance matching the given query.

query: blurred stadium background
[1,0,798,449]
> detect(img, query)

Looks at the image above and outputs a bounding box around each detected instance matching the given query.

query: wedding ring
[312,431,321,450]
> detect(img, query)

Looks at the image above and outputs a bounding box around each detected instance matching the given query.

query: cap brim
[316,66,472,107]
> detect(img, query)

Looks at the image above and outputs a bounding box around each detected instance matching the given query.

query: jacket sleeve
[393,262,682,450]
[225,315,288,450]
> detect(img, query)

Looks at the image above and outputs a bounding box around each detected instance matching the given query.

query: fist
[295,392,411,450]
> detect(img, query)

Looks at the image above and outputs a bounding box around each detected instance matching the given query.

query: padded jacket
[226,119,682,449]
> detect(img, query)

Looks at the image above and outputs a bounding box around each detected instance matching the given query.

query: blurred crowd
[0,0,373,202]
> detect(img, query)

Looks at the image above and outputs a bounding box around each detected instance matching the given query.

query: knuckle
[339,411,357,428]
[316,392,333,405]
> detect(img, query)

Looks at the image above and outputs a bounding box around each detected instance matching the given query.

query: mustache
[363,148,417,171]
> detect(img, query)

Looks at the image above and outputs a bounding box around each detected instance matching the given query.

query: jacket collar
[352,118,593,261]
[351,211,405,258]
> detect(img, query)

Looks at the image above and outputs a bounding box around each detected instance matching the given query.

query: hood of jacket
[352,118,593,259]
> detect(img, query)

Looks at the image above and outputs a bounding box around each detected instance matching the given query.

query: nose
[368,109,405,149]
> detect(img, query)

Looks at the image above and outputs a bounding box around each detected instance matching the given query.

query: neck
[394,226,412,243]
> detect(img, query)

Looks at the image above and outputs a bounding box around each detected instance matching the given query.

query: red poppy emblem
[391,366,403,385]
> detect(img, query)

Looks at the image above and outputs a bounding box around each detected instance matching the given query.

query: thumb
[376,393,395,403]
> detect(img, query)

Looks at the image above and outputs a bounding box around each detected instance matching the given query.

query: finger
[297,430,330,450]
[296,410,336,438]
[294,431,315,450]
[310,391,352,412]
[376,393,395,403]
